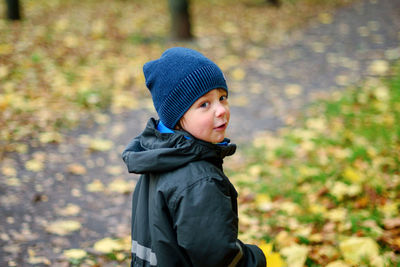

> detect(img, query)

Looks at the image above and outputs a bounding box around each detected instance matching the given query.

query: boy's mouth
[214,123,227,131]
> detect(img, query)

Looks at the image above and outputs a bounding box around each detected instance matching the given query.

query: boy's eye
[200,102,209,108]
[220,95,228,101]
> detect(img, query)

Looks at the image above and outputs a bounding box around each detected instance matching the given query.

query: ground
[1,0,400,266]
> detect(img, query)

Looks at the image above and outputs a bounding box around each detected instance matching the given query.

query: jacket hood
[122,118,236,174]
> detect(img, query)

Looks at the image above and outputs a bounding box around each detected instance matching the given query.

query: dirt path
[1,0,400,266]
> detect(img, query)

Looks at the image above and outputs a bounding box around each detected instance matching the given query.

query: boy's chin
[212,135,227,144]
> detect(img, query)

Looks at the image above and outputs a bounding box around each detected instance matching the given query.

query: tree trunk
[168,0,192,40]
[5,0,22,20]
[267,0,281,7]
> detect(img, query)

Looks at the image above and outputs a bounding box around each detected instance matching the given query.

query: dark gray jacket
[122,118,266,267]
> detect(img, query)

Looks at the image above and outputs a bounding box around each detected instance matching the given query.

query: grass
[227,62,400,266]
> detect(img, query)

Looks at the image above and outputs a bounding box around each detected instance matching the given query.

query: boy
[122,47,266,266]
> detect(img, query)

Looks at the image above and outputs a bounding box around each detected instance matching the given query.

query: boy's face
[180,88,230,143]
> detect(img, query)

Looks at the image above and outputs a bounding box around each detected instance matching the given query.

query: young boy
[122,47,266,267]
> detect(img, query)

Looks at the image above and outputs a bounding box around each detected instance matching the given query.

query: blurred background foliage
[0,0,352,157]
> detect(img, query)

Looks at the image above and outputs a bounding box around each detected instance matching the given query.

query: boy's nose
[215,103,227,117]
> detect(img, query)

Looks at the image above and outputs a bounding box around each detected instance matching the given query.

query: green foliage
[233,62,400,266]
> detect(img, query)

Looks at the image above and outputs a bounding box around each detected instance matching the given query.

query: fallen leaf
[325,208,347,222]
[86,179,105,192]
[383,217,400,229]
[230,95,249,107]
[27,256,51,265]
[109,179,133,194]
[106,165,124,176]
[318,12,333,24]
[89,138,113,152]
[258,241,284,267]
[326,260,351,267]
[46,220,81,236]
[368,60,389,75]
[330,181,361,200]
[357,26,369,37]
[93,237,124,254]
[58,204,81,216]
[342,167,364,184]
[231,68,246,81]
[339,237,379,266]
[5,177,21,187]
[255,193,272,212]
[63,249,87,260]
[25,159,44,172]
[67,164,87,175]
[275,231,296,249]
[39,132,64,144]
[284,84,303,98]
[258,241,273,256]
[1,166,17,176]
[280,244,309,267]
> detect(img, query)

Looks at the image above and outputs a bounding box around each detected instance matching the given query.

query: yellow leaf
[5,177,21,187]
[112,93,139,111]
[63,249,87,260]
[381,201,399,217]
[39,132,64,144]
[67,164,87,175]
[258,240,273,256]
[93,237,124,254]
[284,84,303,98]
[27,256,51,265]
[86,179,105,192]
[258,241,284,267]
[0,65,9,79]
[330,181,361,200]
[368,60,389,75]
[109,179,133,194]
[91,19,106,37]
[230,95,249,107]
[248,165,262,177]
[318,12,333,24]
[374,86,390,101]
[326,260,351,267]
[357,26,369,37]
[0,43,13,55]
[2,166,17,177]
[58,204,81,216]
[63,34,79,48]
[231,68,246,81]
[275,231,296,249]
[311,41,325,53]
[335,75,349,86]
[279,202,301,216]
[89,138,113,152]
[280,244,309,267]
[325,208,347,222]
[106,165,123,176]
[25,159,44,172]
[308,203,327,214]
[306,117,326,132]
[268,252,284,267]
[46,220,81,236]
[255,193,272,212]
[339,237,380,265]
[343,167,363,183]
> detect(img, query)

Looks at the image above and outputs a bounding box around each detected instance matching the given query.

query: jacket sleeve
[172,177,266,267]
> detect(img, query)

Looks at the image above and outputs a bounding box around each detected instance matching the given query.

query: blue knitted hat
[143,47,228,129]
